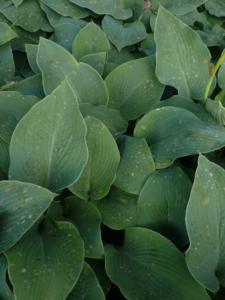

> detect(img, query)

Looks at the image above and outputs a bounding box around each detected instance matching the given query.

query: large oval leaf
[105,227,210,300]
[0,180,55,253]
[186,155,225,292]
[62,196,104,258]
[6,220,84,300]
[134,106,225,168]
[37,38,108,105]
[155,6,211,99]
[105,56,164,120]
[9,80,88,192]
[69,116,120,200]
[137,165,191,247]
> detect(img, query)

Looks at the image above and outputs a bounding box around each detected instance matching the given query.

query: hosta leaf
[94,186,138,230]
[80,52,107,76]
[115,136,155,194]
[9,80,88,192]
[39,1,61,27]
[52,21,86,52]
[205,99,225,126]
[0,255,14,300]
[80,104,128,137]
[2,74,45,98]
[12,0,23,7]
[69,0,132,20]
[0,44,15,86]
[156,95,216,123]
[105,56,164,120]
[68,263,105,300]
[151,0,207,15]
[6,220,84,300]
[0,180,55,253]
[1,0,52,32]
[186,155,225,292]
[40,0,90,19]
[205,0,225,17]
[25,44,39,74]
[69,116,120,200]
[137,165,191,247]
[72,22,110,60]
[0,22,17,46]
[0,91,37,173]
[102,15,147,51]
[105,227,210,300]
[37,38,108,105]
[134,106,225,168]
[155,6,211,99]
[62,196,104,259]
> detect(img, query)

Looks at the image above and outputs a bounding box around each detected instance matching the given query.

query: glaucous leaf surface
[68,263,105,300]
[105,227,210,300]
[0,255,14,300]
[40,0,90,19]
[0,22,17,46]
[25,44,39,74]
[52,20,87,52]
[70,116,120,200]
[9,80,88,192]
[0,44,15,86]
[137,165,191,247]
[115,136,155,194]
[62,196,104,258]
[80,104,127,137]
[155,6,211,99]
[6,221,84,300]
[80,52,107,76]
[102,15,147,51]
[72,22,110,60]
[70,0,132,20]
[106,56,164,120]
[0,0,52,32]
[37,38,108,105]
[0,91,37,173]
[0,180,55,253]
[134,106,225,168]
[2,74,45,98]
[186,155,225,292]
[94,186,138,230]
[205,0,225,17]
[151,0,207,15]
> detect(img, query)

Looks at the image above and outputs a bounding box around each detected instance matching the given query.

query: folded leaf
[0,255,14,300]
[62,196,104,258]
[9,80,88,192]
[0,180,55,253]
[137,165,191,247]
[69,116,120,200]
[105,227,210,300]
[155,6,210,99]
[0,22,17,46]
[6,221,84,300]
[106,56,164,120]
[186,155,225,292]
